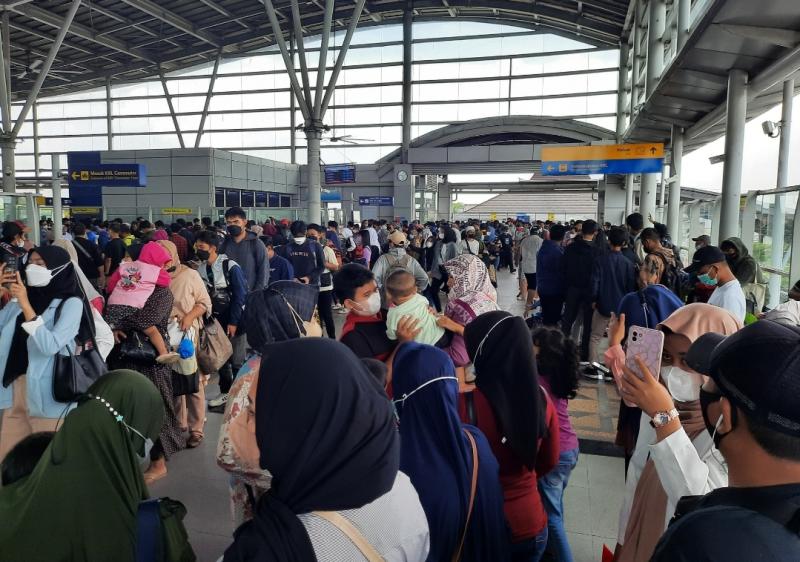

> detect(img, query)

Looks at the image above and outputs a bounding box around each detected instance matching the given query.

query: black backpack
[653,252,683,298]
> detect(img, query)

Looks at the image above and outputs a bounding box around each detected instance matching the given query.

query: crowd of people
[0,209,798,562]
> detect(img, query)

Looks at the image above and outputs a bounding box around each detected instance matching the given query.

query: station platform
[152,268,625,562]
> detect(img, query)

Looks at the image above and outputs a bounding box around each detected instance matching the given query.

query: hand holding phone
[619,326,664,407]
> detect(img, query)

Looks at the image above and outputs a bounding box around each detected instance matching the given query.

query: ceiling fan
[327,133,375,145]
[17,59,82,82]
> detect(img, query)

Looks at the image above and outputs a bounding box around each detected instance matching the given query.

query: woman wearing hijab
[604,303,742,561]
[460,311,560,562]
[437,254,499,386]
[613,258,684,467]
[223,338,429,561]
[0,246,96,460]
[0,370,185,561]
[393,343,510,561]
[157,239,211,449]
[217,280,320,528]
[106,241,181,484]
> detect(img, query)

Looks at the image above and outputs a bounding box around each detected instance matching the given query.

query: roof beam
[12,3,157,63]
[116,0,222,48]
[198,0,254,31]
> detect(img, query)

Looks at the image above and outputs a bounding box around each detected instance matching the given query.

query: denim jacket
[0,297,81,418]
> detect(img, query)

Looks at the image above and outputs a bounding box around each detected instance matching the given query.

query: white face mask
[662,366,704,403]
[351,291,381,317]
[438,232,445,240]
[25,263,67,287]
[293,236,306,245]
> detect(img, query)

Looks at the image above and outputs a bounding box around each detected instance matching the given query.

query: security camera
[762,120,781,138]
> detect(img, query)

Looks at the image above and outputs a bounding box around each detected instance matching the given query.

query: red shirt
[339,312,396,362]
[457,388,560,542]
[170,233,189,263]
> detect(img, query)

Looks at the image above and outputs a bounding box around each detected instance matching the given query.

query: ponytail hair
[532,327,580,399]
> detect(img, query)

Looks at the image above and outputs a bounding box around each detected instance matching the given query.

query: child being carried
[385,270,451,348]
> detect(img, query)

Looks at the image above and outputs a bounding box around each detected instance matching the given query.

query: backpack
[350,246,367,267]
[653,252,682,298]
[205,259,233,317]
[383,254,413,283]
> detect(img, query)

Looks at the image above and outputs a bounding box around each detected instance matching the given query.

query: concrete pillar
[740,194,758,258]
[437,182,451,221]
[667,125,683,246]
[631,2,642,109]
[51,154,62,242]
[393,164,414,221]
[625,174,636,218]
[306,130,322,224]
[1,137,14,193]
[711,198,721,243]
[688,201,702,240]
[677,0,691,51]
[601,178,627,225]
[771,79,794,306]
[401,5,412,163]
[718,69,748,243]
[646,0,667,98]
[639,173,658,225]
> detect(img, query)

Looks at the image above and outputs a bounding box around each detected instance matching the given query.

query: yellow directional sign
[162,208,193,214]
[489,212,497,221]
[547,212,556,222]
[541,143,664,161]
[71,207,102,215]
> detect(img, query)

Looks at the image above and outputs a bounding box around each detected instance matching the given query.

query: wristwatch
[650,408,679,428]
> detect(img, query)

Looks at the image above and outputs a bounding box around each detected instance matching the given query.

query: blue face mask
[698,269,718,286]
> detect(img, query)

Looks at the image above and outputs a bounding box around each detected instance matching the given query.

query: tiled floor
[153,267,626,562]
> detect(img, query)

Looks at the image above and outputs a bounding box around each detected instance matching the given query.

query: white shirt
[519,234,543,274]
[458,238,481,256]
[708,278,746,322]
[298,472,430,562]
[367,227,379,248]
[618,413,728,544]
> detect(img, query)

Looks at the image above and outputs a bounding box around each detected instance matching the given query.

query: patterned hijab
[444,254,497,314]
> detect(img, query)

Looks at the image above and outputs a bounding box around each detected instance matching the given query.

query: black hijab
[464,310,545,470]
[242,281,319,349]
[223,338,400,562]
[3,246,94,387]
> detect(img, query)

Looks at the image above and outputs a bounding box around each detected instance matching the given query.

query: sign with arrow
[67,164,146,188]
[540,143,664,175]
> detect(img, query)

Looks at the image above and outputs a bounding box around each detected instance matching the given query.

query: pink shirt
[540,376,579,453]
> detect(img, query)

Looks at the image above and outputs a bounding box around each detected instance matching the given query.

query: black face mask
[699,387,737,448]
[195,249,211,261]
[227,225,243,237]
[308,236,318,242]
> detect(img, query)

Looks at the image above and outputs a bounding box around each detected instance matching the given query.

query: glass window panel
[174,96,206,113]
[542,96,588,115]
[457,101,503,120]
[589,50,620,69]
[543,74,589,96]
[457,80,506,101]
[511,77,543,98]
[414,103,458,122]
[541,53,590,73]
[586,93,617,114]
[578,116,617,130]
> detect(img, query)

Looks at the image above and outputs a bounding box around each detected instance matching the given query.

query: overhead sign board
[162,208,193,214]
[70,207,102,215]
[67,164,146,188]
[358,196,394,207]
[540,143,664,175]
[324,164,356,184]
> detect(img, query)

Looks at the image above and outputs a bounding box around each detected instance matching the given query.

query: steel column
[667,125,683,245]
[319,0,367,117]
[631,1,642,110]
[0,19,10,134]
[616,42,629,140]
[195,51,222,148]
[740,194,758,259]
[158,69,185,149]
[640,173,658,225]
[289,0,313,109]
[32,103,40,189]
[677,0,691,51]
[401,3,413,162]
[646,0,666,98]
[2,12,9,107]
[263,0,312,121]
[313,0,334,120]
[106,78,113,149]
[625,174,635,217]
[51,154,62,243]
[771,79,793,305]
[12,0,83,139]
[289,33,297,164]
[719,69,748,243]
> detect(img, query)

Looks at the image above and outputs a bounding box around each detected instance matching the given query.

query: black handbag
[52,300,108,403]
[171,371,199,397]
[118,331,158,363]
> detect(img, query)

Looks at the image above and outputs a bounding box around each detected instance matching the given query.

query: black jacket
[563,237,599,291]
[591,250,637,317]
[278,240,325,285]
[652,483,800,562]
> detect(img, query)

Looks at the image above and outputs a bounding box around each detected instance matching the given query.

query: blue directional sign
[359,196,394,206]
[67,164,146,188]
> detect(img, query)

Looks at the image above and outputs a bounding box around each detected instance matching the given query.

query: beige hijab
[157,240,210,333]
[619,303,742,562]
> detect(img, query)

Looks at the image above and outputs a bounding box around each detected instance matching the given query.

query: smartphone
[2,254,17,275]
[625,326,664,381]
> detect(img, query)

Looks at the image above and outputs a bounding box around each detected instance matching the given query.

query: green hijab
[0,370,164,562]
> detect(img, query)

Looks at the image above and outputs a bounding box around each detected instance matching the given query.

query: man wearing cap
[692,234,711,250]
[371,230,428,304]
[685,245,746,322]
[652,321,800,561]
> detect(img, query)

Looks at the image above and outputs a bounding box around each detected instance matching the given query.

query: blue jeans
[511,528,548,562]
[538,447,579,562]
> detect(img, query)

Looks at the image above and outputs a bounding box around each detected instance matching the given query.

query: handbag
[312,511,383,562]
[136,497,196,562]
[171,371,199,397]
[196,315,233,374]
[118,331,158,363]
[52,299,108,403]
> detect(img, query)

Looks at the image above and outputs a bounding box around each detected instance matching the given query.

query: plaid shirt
[170,233,189,263]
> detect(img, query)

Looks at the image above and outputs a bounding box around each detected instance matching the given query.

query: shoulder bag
[52,299,108,403]
[312,511,384,562]
[451,429,479,562]
[136,497,196,562]
[117,331,158,363]
[196,314,233,374]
